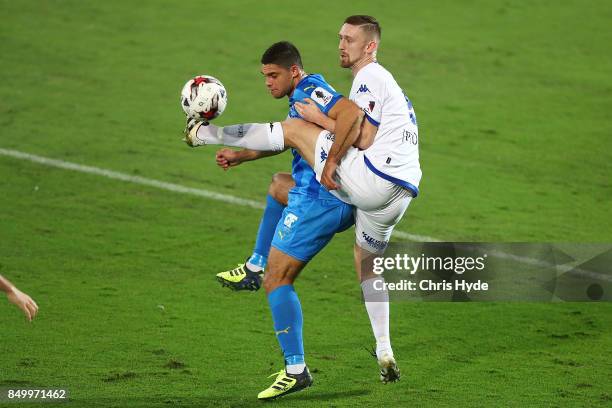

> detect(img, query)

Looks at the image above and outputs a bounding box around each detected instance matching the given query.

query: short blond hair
[344,15,381,40]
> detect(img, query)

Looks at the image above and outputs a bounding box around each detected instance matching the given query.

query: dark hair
[260,41,303,69]
[344,15,381,40]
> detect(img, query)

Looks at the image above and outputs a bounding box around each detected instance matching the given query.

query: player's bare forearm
[216,148,284,170]
[1,274,39,321]
[239,149,283,162]
[295,98,336,133]
[327,106,364,163]
[0,274,15,293]
[316,115,336,133]
[353,118,377,150]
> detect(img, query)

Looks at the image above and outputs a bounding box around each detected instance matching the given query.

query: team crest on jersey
[357,84,370,94]
[368,101,375,112]
[311,87,333,106]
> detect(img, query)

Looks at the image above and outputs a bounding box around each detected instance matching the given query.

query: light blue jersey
[270,74,353,262]
[287,74,342,199]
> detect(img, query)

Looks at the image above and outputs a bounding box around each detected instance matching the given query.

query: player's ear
[366,40,378,54]
[289,64,300,78]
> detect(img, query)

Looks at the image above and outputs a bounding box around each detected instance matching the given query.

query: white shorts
[314,131,413,253]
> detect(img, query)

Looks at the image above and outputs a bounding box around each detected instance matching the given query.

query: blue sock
[268,285,305,365]
[248,194,285,269]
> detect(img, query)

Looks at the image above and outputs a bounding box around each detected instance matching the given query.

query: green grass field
[1,0,611,406]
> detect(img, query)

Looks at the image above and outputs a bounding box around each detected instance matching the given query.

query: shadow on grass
[68,389,372,407]
[287,388,372,401]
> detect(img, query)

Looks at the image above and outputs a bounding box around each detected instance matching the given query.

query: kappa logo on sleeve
[311,87,333,106]
[357,84,370,94]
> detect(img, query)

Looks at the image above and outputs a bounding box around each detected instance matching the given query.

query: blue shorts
[271,191,354,262]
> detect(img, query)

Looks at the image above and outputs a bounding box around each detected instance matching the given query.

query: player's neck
[351,56,376,76]
[289,71,308,97]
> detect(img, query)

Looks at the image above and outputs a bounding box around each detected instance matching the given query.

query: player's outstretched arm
[296,98,377,150]
[322,98,364,189]
[0,274,38,321]
[215,148,283,170]
[326,98,364,158]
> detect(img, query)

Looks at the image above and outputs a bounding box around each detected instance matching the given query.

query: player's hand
[215,148,244,170]
[294,98,324,124]
[321,159,340,190]
[7,287,38,322]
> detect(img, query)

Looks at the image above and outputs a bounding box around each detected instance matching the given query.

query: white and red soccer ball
[181,75,227,121]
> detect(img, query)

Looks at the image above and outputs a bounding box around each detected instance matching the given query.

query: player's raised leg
[184,118,322,169]
[216,173,294,291]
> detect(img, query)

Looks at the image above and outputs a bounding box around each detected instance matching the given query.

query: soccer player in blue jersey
[210,41,360,400]
[213,42,353,293]
[187,16,413,390]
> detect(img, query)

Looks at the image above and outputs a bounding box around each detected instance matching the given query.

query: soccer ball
[180,75,227,121]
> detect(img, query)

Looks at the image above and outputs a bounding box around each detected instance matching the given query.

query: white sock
[245,261,263,273]
[196,122,284,151]
[361,277,393,360]
[286,363,306,375]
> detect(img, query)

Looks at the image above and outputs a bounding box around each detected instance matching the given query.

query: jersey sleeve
[352,72,384,127]
[296,79,343,115]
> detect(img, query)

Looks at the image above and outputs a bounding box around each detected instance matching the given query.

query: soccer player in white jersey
[184,15,420,384]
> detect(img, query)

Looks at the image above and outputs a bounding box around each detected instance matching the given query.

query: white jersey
[349,62,422,196]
